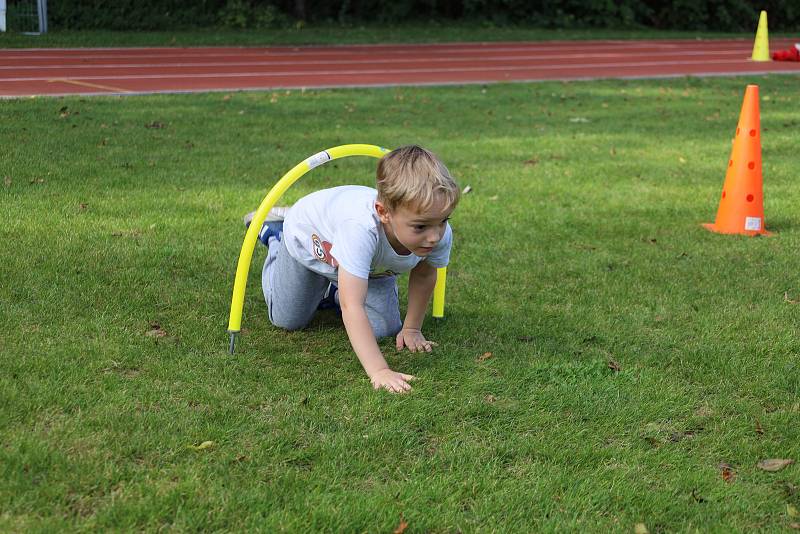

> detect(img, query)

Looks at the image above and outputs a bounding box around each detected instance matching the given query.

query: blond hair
[376,145,460,213]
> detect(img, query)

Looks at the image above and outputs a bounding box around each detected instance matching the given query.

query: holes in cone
[722,191,726,199]
[748,161,755,170]
[747,194,754,202]
[749,129,757,137]
[736,127,741,135]
[729,159,733,167]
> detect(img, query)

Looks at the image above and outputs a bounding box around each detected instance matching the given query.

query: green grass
[2,74,800,532]
[0,24,784,48]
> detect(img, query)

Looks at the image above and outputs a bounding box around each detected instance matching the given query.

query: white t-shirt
[282,185,452,281]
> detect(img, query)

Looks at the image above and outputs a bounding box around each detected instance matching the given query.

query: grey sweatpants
[261,238,402,338]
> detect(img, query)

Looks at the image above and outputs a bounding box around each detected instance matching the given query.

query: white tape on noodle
[306,151,331,170]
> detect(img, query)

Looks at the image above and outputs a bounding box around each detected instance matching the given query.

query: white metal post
[38,0,47,33]
[0,0,7,32]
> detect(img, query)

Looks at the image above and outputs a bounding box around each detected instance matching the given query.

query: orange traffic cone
[703,84,771,236]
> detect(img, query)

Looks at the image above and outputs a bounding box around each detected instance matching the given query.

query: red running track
[2,39,799,97]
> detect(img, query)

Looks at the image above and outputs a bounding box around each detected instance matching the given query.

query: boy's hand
[396,328,438,353]
[370,368,415,393]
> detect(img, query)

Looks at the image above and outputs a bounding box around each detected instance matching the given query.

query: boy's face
[375,196,454,257]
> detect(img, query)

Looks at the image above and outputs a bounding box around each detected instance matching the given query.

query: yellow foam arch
[228,144,447,353]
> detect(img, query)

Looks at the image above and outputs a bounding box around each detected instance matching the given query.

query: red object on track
[772,44,800,61]
[2,39,799,97]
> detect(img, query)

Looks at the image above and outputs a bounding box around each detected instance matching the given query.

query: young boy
[248,145,459,393]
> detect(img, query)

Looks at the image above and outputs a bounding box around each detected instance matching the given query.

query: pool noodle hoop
[227,144,447,354]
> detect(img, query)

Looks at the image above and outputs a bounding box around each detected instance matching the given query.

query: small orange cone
[703,84,771,236]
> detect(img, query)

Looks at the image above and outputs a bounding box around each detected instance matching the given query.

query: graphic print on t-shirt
[311,233,339,268]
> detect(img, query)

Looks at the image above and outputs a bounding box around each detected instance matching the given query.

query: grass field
[2,73,800,531]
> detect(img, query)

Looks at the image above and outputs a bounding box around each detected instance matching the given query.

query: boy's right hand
[370,368,416,393]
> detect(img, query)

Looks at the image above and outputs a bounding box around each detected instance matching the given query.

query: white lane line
[3,58,777,83]
[4,40,751,52]
[0,49,758,71]
[0,42,762,61]
[5,69,800,100]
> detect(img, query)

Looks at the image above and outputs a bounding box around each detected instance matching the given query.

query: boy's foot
[243,207,288,246]
[243,206,289,228]
[318,283,340,312]
[257,220,284,246]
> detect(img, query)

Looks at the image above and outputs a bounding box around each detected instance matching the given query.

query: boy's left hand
[396,328,438,353]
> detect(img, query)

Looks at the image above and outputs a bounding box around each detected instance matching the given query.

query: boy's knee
[268,309,311,332]
[271,318,307,331]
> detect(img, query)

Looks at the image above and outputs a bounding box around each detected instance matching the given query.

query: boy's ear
[374,201,391,224]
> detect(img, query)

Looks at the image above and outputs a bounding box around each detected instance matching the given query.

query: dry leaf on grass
[634,523,649,534]
[755,419,765,435]
[3,176,10,187]
[608,359,622,372]
[477,352,493,362]
[719,463,736,483]
[393,517,408,534]
[757,459,794,472]
[788,504,799,518]
[112,229,143,238]
[785,292,799,304]
[462,185,472,194]
[145,322,167,338]
[188,440,215,451]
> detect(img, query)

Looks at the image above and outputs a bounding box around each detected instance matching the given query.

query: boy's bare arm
[338,268,415,393]
[397,261,438,352]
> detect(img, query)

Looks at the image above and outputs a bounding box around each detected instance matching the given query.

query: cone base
[702,222,772,236]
